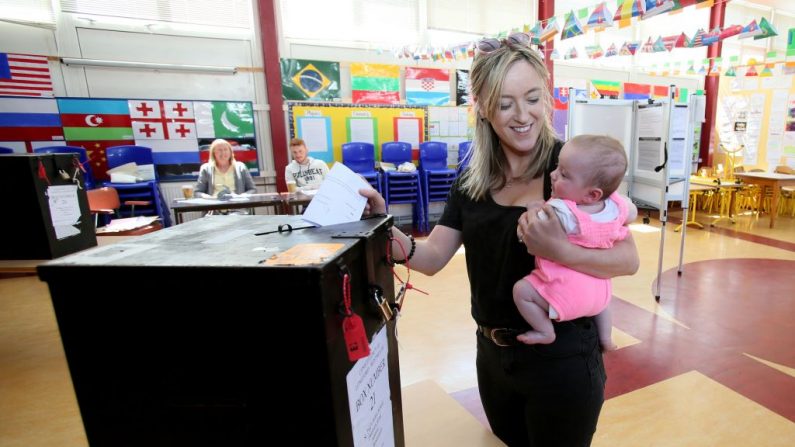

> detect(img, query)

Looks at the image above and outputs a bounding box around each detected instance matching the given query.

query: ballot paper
[302,163,370,226]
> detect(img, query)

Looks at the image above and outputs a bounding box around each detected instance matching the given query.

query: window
[61,0,253,29]
[280,0,420,47]
[0,0,55,25]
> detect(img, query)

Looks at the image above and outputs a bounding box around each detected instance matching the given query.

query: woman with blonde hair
[194,139,256,198]
[360,34,639,445]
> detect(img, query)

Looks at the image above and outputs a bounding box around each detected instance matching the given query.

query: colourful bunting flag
[759,64,774,77]
[561,10,585,40]
[539,17,560,42]
[652,85,669,99]
[724,66,736,77]
[691,28,705,47]
[587,3,614,31]
[782,62,795,76]
[745,64,758,77]
[585,45,604,59]
[702,27,721,46]
[754,17,778,40]
[720,25,743,40]
[605,43,618,57]
[643,0,674,20]
[641,37,654,53]
[738,20,763,39]
[652,36,667,52]
[350,63,400,104]
[613,0,645,22]
[565,47,579,60]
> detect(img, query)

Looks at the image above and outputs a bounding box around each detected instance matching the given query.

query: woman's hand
[517,202,569,261]
[359,187,386,217]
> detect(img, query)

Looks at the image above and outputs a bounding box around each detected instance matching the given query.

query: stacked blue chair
[104,145,172,227]
[34,145,96,189]
[419,141,457,232]
[457,141,473,175]
[381,142,424,230]
[0,147,14,154]
[342,142,381,192]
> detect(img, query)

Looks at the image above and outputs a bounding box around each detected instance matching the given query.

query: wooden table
[675,183,717,232]
[281,191,314,214]
[689,176,743,225]
[735,172,795,228]
[171,194,285,224]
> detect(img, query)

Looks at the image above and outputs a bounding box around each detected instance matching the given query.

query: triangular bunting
[539,17,560,42]
[652,36,667,52]
[754,17,778,40]
[605,43,618,57]
[587,2,614,31]
[561,10,585,40]
[641,37,655,53]
[738,20,763,39]
[759,64,773,77]
[745,64,758,77]
[643,0,674,20]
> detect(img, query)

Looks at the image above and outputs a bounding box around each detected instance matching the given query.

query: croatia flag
[0,53,54,97]
[405,67,450,106]
[0,97,63,152]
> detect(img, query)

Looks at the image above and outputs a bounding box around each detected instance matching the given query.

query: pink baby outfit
[526,192,630,321]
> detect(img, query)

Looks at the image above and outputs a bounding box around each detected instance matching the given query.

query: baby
[513,134,637,350]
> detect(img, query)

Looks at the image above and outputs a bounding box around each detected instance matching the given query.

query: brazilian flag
[280,59,340,101]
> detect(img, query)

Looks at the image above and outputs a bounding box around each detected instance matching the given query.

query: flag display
[128,99,197,140]
[351,63,400,104]
[652,85,669,99]
[587,2,613,31]
[0,97,63,142]
[0,53,54,97]
[561,11,585,40]
[591,80,620,98]
[623,82,651,99]
[280,59,340,100]
[405,67,450,106]
[194,101,255,139]
[58,99,133,141]
[67,139,134,181]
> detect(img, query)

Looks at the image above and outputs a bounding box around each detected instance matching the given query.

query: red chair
[87,187,161,235]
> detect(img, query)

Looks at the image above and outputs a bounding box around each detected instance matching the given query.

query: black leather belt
[477,325,524,347]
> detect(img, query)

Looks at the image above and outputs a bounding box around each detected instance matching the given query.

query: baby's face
[550,142,592,202]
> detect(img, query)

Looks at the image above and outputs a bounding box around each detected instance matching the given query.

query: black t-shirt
[438,140,563,328]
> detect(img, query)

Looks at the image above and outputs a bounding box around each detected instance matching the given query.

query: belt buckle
[488,328,515,347]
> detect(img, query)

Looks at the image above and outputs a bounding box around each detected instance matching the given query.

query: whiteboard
[568,99,635,164]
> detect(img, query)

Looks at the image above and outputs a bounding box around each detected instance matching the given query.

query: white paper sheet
[302,163,370,226]
[347,327,394,447]
[47,184,82,240]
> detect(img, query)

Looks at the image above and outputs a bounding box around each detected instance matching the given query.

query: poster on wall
[296,116,333,162]
[288,103,426,162]
[280,58,340,101]
[456,69,471,105]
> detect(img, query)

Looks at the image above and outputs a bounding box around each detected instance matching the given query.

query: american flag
[0,53,54,97]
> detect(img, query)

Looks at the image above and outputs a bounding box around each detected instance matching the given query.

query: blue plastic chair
[34,145,96,189]
[457,141,472,175]
[104,145,171,227]
[0,147,14,154]
[381,142,424,230]
[342,142,381,192]
[419,141,457,232]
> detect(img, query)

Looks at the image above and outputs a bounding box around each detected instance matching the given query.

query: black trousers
[476,317,606,447]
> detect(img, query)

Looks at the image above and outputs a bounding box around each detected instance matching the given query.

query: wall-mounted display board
[427,106,472,165]
[288,102,427,162]
[0,96,257,181]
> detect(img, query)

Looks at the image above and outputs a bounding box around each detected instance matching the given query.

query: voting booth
[38,215,404,446]
[568,93,703,300]
[0,153,96,260]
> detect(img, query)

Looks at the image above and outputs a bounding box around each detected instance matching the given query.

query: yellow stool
[675,189,705,232]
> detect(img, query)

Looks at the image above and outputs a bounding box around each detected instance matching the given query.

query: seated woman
[194,139,256,198]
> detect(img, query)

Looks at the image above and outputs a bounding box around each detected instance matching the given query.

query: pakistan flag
[194,101,255,139]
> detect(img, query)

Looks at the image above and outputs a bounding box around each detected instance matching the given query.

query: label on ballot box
[347,328,394,447]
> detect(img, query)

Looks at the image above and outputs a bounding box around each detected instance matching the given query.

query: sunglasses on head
[476,32,532,54]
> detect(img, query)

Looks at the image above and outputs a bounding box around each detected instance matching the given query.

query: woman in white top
[194,139,256,198]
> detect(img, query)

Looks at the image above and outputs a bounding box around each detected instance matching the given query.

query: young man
[284,138,329,190]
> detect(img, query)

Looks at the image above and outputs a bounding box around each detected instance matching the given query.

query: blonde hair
[208,139,235,166]
[570,134,627,198]
[460,43,557,201]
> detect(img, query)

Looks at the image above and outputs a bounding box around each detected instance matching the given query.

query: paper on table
[302,163,370,226]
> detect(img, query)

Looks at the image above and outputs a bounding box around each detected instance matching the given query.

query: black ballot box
[37,214,404,447]
[0,153,96,259]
